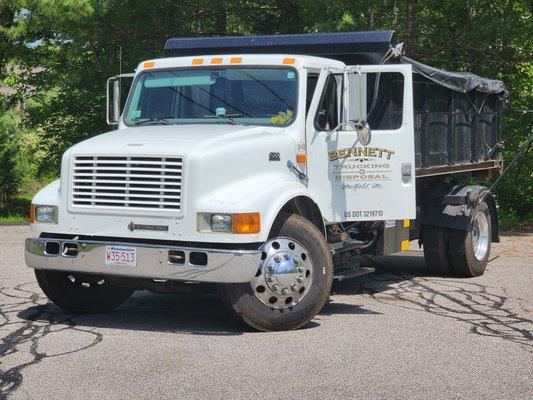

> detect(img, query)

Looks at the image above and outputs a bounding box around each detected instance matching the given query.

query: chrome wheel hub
[251,237,313,309]
[472,210,489,261]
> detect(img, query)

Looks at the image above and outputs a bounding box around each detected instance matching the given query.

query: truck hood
[68,124,284,156]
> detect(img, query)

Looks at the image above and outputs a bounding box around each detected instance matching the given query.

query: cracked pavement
[0,226,532,399]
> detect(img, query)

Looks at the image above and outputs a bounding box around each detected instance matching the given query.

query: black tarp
[399,55,507,97]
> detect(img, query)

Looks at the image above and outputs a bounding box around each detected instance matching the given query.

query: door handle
[401,163,412,183]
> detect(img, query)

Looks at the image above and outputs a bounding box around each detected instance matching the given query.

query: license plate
[105,246,137,267]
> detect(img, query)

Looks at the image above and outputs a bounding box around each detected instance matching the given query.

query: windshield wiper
[204,114,244,125]
[134,118,172,126]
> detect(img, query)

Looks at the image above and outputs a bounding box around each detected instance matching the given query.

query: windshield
[123,67,298,127]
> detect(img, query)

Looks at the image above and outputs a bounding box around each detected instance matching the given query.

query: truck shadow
[333,251,533,348]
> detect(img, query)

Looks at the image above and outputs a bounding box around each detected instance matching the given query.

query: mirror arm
[328,121,354,135]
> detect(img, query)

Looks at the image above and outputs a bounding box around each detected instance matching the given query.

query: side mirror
[106,73,135,126]
[355,121,372,146]
[106,76,121,125]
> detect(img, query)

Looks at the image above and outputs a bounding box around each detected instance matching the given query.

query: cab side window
[306,74,319,115]
[315,74,341,131]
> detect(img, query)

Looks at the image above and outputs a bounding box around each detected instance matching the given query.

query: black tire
[218,213,333,331]
[448,202,492,277]
[35,270,134,314]
[422,224,453,275]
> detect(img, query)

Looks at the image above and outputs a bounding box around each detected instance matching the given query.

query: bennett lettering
[328,147,395,161]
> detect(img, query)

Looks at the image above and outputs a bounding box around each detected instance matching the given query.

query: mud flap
[419,185,499,243]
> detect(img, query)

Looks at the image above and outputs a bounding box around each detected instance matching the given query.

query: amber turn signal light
[296,154,307,164]
[233,213,260,234]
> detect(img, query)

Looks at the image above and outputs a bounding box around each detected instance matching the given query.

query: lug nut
[298,266,305,273]
[297,276,304,283]
[272,284,280,292]
[267,265,275,272]
[266,274,274,282]
[284,254,290,260]
[291,284,298,292]
[274,256,281,263]
[281,288,289,295]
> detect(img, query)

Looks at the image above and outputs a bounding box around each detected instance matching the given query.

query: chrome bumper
[25,237,261,283]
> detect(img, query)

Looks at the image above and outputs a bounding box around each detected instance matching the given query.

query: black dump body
[365,65,504,176]
[165,31,506,176]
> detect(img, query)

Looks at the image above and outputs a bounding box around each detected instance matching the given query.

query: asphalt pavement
[0,225,531,399]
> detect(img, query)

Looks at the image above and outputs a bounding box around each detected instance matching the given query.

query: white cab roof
[136,54,345,72]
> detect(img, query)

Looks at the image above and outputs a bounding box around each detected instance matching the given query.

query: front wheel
[35,270,134,314]
[218,213,333,331]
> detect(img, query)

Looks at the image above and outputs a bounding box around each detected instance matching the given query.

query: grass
[0,193,32,224]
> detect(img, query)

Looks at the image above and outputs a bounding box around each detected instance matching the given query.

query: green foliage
[0,193,31,223]
[0,0,531,225]
[499,208,522,231]
[493,62,532,222]
[0,109,22,206]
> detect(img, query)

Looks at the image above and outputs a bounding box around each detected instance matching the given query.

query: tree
[0,109,21,205]
[0,0,531,222]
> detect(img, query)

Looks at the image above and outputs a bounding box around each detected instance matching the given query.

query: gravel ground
[0,225,531,400]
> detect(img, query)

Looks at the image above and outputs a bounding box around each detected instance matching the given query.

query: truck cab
[26,31,503,331]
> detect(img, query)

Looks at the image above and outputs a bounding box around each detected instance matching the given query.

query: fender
[32,179,61,206]
[419,185,499,242]
[29,179,62,234]
[197,175,316,243]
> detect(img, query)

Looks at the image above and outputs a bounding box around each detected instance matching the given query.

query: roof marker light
[282,57,296,65]
[211,57,223,64]
[230,57,242,64]
[192,58,204,65]
[143,61,155,68]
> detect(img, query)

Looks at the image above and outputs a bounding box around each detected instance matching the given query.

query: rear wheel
[35,270,134,314]
[448,202,492,277]
[218,213,333,331]
[422,224,453,275]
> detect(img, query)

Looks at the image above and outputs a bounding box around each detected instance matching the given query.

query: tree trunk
[276,0,299,33]
[214,0,226,35]
[406,0,419,57]
[0,5,15,69]
[391,0,399,31]
[366,1,375,30]
[215,9,226,35]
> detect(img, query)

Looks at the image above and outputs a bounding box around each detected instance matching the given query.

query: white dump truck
[26,31,506,331]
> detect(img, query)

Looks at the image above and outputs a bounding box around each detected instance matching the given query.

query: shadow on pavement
[333,251,533,349]
[2,250,531,397]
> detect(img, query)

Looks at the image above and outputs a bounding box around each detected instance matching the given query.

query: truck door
[305,64,416,222]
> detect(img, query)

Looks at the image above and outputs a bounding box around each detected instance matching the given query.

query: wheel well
[273,196,325,237]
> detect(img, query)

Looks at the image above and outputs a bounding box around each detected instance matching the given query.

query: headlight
[211,214,232,233]
[197,212,260,234]
[30,204,58,224]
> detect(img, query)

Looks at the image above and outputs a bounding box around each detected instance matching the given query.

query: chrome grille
[71,156,182,211]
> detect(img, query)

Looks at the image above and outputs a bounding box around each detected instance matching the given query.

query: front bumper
[25,237,262,283]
